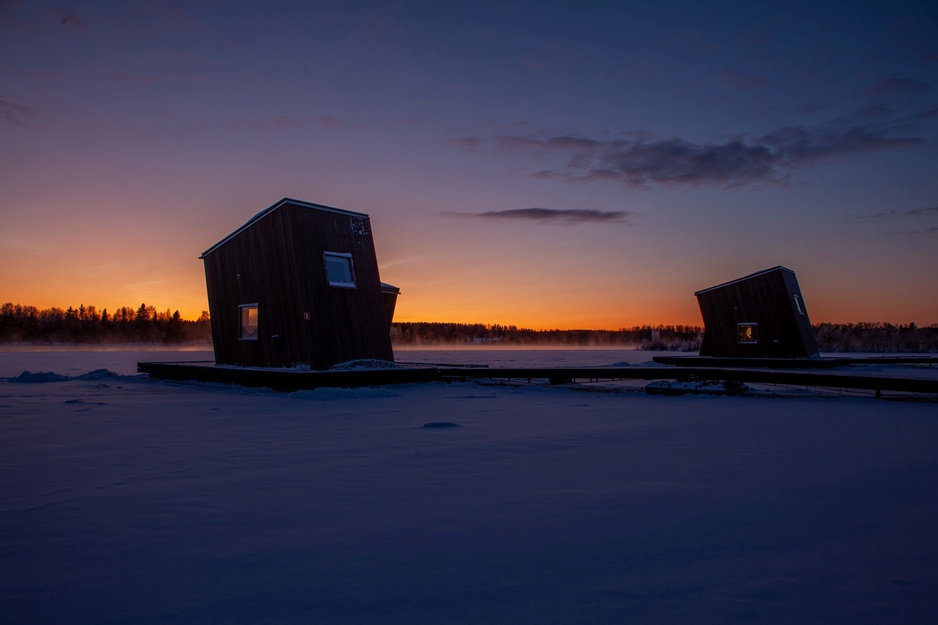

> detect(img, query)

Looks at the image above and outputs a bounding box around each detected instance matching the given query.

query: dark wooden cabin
[200,198,398,370]
[695,266,819,358]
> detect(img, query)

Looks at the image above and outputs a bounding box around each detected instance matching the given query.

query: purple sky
[1,0,936,327]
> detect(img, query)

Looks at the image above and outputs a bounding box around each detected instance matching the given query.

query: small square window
[324,252,355,288]
[737,323,758,344]
[240,304,258,340]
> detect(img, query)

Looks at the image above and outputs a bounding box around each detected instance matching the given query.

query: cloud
[0,96,39,128]
[867,78,930,96]
[493,122,924,189]
[864,206,938,235]
[52,8,85,33]
[471,208,633,224]
[868,206,938,220]
[317,116,343,129]
[887,226,938,235]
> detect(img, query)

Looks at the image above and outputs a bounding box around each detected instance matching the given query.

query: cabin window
[737,323,758,344]
[324,252,355,288]
[240,304,258,340]
[794,294,805,316]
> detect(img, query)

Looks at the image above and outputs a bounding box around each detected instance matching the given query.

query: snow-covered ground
[2,347,938,624]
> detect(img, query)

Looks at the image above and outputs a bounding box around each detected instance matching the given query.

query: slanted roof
[694,266,793,296]
[200,198,369,259]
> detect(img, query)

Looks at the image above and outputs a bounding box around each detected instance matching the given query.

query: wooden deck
[437,366,938,396]
[651,356,849,368]
[652,355,937,368]
[138,360,938,398]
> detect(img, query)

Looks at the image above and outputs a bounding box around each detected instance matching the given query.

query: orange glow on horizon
[5,267,937,330]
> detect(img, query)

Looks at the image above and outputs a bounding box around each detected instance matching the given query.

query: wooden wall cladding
[202,200,394,369]
[696,267,819,358]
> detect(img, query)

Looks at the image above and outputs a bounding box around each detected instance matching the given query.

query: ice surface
[0,345,213,377]
[1,348,938,624]
[289,387,402,400]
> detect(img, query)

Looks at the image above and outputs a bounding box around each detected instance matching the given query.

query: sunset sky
[2,0,936,329]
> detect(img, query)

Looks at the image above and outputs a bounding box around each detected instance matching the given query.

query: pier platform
[138,359,938,398]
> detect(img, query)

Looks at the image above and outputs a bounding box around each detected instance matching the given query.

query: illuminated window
[794,294,805,316]
[737,323,758,344]
[240,304,258,340]
[324,252,355,288]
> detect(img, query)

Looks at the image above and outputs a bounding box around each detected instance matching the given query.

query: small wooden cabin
[200,198,398,369]
[695,266,819,358]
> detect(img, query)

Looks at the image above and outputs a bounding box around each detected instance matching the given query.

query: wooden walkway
[652,355,937,368]
[138,360,938,398]
[437,366,938,397]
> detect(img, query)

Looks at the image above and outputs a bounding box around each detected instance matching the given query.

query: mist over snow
[2,348,938,624]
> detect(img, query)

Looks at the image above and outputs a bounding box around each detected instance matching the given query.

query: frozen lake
[0,345,684,378]
[5,344,935,375]
[2,347,937,623]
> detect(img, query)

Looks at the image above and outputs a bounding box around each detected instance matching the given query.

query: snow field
[1,350,937,623]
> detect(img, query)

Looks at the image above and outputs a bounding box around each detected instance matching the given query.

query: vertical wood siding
[202,201,394,369]
[696,267,819,358]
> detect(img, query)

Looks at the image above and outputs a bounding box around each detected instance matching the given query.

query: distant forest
[391,322,938,353]
[0,303,212,344]
[390,323,704,351]
[1,303,936,353]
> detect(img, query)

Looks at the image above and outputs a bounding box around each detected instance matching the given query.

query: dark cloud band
[473,208,632,224]
[0,97,38,128]
[493,122,923,189]
[869,206,938,219]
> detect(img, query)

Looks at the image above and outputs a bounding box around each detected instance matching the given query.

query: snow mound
[7,368,131,384]
[8,371,71,383]
[75,369,122,380]
[645,380,748,396]
[290,387,401,400]
[329,359,400,371]
[421,421,460,429]
[449,394,497,399]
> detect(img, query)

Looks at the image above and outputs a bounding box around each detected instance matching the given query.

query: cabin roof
[694,266,794,296]
[200,198,369,259]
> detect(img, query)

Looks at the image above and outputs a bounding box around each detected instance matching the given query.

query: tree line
[0,303,212,344]
[391,321,938,352]
[2,302,935,352]
[813,322,938,353]
[390,322,705,350]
